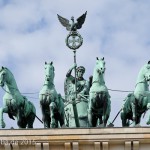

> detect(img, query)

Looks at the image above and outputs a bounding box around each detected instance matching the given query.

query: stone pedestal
[0,127,150,150]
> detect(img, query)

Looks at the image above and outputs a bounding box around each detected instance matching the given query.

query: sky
[0,0,150,129]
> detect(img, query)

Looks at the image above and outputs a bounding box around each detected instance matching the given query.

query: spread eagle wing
[57,14,71,31]
[75,11,87,29]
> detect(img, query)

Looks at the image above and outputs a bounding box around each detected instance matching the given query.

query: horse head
[44,61,55,82]
[0,66,6,87]
[144,61,150,82]
[95,57,106,74]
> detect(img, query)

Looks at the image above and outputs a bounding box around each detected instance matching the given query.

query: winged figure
[57,11,87,32]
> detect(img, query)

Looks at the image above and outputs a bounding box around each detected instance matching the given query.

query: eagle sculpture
[57,11,87,32]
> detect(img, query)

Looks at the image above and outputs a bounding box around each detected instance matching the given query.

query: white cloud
[0,0,150,128]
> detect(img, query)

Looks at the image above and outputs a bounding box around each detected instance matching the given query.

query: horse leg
[146,102,150,125]
[88,110,97,127]
[58,99,65,127]
[41,105,50,128]
[121,111,129,127]
[88,109,92,127]
[99,115,108,127]
[146,115,150,125]
[17,107,27,128]
[27,112,36,128]
[92,114,97,127]
[50,102,57,128]
[103,115,109,127]
[135,114,141,127]
[121,111,126,127]
[88,96,96,127]
[102,97,110,127]
[146,97,150,125]
[131,102,136,126]
[58,113,65,127]
[44,113,51,128]
[98,116,102,125]
[0,107,8,128]
[105,99,111,127]
[56,103,64,127]
[146,114,150,125]
[17,122,26,128]
[17,116,27,128]
[40,95,50,128]
[97,115,104,127]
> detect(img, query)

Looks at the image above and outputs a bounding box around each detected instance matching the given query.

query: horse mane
[4,67,18,88]
[136,64,149,81]
[4,67,15,79]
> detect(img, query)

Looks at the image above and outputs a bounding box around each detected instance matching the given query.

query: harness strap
[135,78,146,87]
[92,80,105,85]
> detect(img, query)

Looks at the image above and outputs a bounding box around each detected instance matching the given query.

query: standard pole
[72,50,80,127]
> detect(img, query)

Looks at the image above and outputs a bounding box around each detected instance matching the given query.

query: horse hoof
[97,123,105,128]
[146,121,150,125]
[62,124,68,128]
[134,124,141,127]
[50,123,56,128]
[1,121,6,128]
[107,123,114,127]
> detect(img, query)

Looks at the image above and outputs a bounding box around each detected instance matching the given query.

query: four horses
[39,62,64,128]
[121,61,150,126]
[0,67,36,128]
[0,59,149,128]
[88,57,111,127]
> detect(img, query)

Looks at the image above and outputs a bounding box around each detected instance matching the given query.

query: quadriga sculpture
[0,67,36,128]
[39,62,65,128]
[121,61,150,126]
[88,57,111,127]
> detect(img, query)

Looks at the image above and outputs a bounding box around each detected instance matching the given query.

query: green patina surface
[0,67,36,128]
[121,61,150,127]
[64,64,90,127]
[88,57,111,127]
[39,62,64,128]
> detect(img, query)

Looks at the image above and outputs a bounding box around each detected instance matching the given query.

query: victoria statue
[64,64,90,127]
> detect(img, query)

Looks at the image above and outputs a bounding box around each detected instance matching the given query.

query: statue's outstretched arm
[66,69,72,77]
[66,63,77,77]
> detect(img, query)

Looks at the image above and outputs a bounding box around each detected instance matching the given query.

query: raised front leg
[0,107,8,128]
